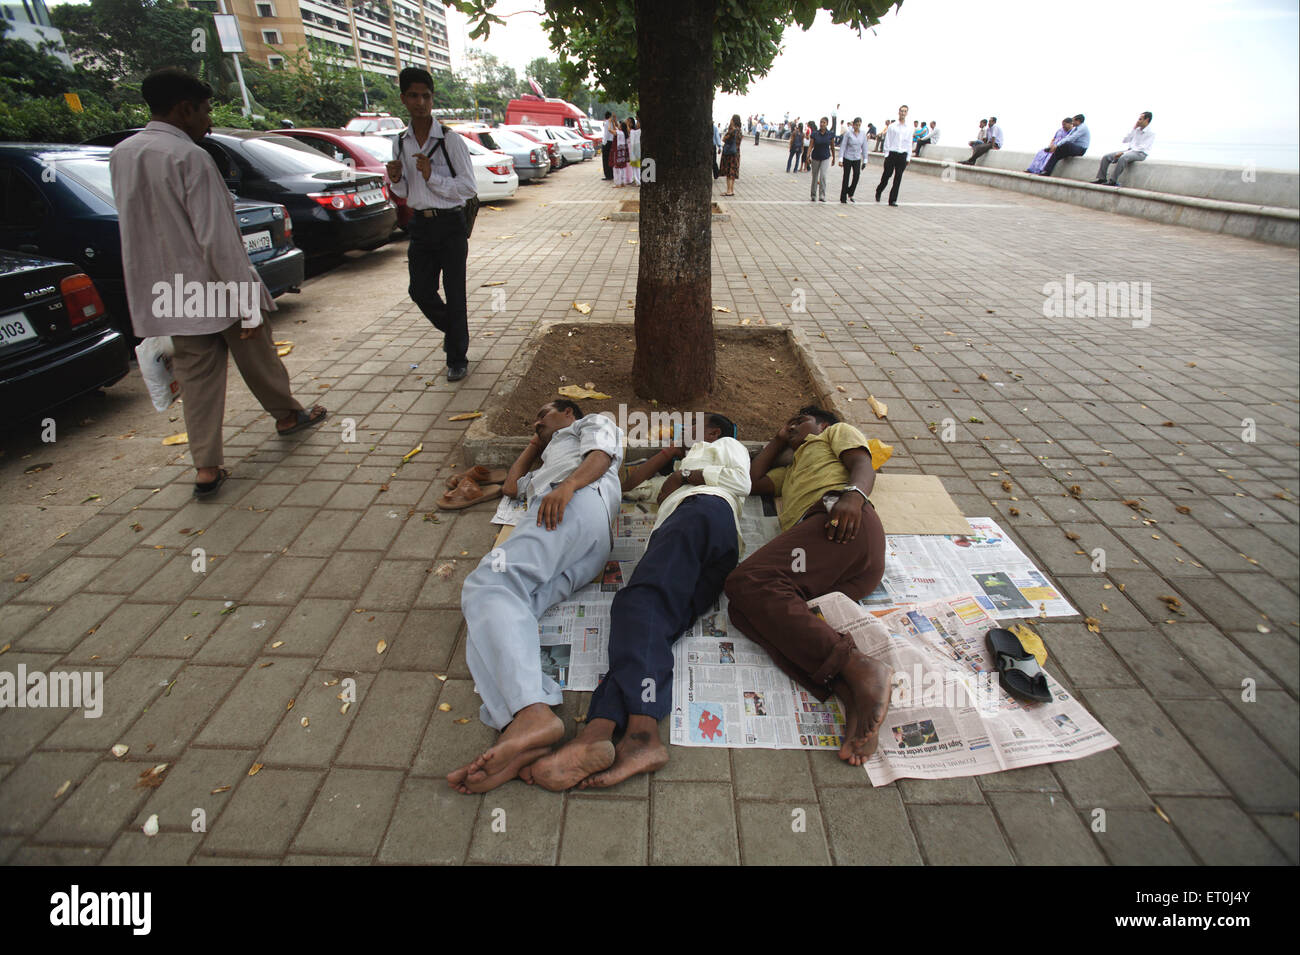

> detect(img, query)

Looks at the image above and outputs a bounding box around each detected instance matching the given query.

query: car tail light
[280,205,293,240]
[309,191,358,210]
[531,150,541,164]
[60,273,106,327]
[487,164,511,175]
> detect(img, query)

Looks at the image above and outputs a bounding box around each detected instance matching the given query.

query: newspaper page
[809,593,1117,785]
[860,516,1076,619]
[669,594,851,752]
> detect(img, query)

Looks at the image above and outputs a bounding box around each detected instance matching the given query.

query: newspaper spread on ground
[817,592,1117,784]
[859,516,1077,619]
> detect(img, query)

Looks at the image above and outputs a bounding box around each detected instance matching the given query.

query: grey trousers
[1097,149,1147,183]
[461,485,612,730]
[810,158,830,198]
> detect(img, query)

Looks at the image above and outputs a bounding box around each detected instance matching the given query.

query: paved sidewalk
[0,142,1295,866]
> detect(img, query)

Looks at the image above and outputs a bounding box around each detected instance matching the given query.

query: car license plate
[358,189,384,206]
[0,313,37,348]
[243,230,272,254]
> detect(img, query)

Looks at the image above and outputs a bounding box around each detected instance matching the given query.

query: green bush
[0,94,147,143]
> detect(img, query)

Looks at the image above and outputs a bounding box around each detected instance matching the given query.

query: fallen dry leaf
[1008,507,1020,516]
[14,573,31,583]
[210,786,231,794]
[572,302,593,315]
[480,281,506,287]
[1068,485,1082,498]
[1154,805,1172,824]
[1175,505,1192,514]
[275,341,293,357]
[1001,480,1013,492]
[1064,531,1081,541]
[54,780,72,799]
[300,717,309,727]
[1084,617,1102,634]
[454,718,471,724]
[433,562,455,579]
[111,744,129,758]
[1157,594,1185,615]
[248,763,263,776]
[376,639,388,654]
[448,412,482,422]
[867,395,888,419]
[162,433,188,446]
[712,306,731,313]
[438,703,452,712]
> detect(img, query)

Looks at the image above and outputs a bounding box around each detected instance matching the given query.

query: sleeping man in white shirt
[526,413,752,790]
[449,399,625,794]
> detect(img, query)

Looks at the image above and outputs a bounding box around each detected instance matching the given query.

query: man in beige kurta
[110,68,325,497]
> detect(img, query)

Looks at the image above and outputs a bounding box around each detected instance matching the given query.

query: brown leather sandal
[437,477,504,510]
[444,465,508,491]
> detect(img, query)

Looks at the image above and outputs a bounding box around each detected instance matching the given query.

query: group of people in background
[959,110,1154,184]
[601,111,642,187]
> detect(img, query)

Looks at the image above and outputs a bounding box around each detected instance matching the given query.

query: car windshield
[490,130,534,152]
[351,136,394,162]
[346,119,379,132]
[51,157,115,204]
[237,136,351,175]
[462,138,489,156]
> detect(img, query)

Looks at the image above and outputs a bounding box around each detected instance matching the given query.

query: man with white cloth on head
[449,398,624,794]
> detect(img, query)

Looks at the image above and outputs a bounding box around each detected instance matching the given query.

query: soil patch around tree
[489,323,822,441]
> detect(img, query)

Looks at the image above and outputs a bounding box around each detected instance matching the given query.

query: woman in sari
[1027,118,1073,174]
[613,119,630,187]
[720,114,742,196]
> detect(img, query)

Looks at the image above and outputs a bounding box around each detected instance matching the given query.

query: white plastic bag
[135,336,180,412]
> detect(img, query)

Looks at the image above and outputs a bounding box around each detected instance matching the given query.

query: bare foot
[449,745,551,794]
[530,736,615,791]
[835,650,893,765]
[581,724,669,789]
[467,703,564,780]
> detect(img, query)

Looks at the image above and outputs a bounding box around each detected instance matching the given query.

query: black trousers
[964,141,995,164]
[839,158,861,200]
[876,151,907,203]
[1041,141,1085,176]
[713,148,720,179]
[406,212,469,367]
[602,141,613,179]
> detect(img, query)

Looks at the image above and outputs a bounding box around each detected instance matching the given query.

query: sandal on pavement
[194,467,231,499]
[277,405,328,436]
[985,627,1053,704]
[437,477,503,511]
[445,465,508,491]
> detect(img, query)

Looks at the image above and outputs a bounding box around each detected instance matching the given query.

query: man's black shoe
[849,195,856,202]
[1091,178,1107,184]
[888,201,898,207]
[875,191,882,202]
[447,364,468,382]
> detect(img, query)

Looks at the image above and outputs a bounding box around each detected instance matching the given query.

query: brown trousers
[170,323,301,469]
[724,503,886,701]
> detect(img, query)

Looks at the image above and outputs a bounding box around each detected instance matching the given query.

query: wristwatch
[680,469,694,483]
[841,485,869,506]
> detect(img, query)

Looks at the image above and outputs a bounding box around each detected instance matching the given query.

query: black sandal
[194,467,230,499]
[277,406,328,436]
[986,627,1053,704]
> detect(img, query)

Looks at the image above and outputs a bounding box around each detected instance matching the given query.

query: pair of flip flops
[986,628,1053,704]
[437,465,508,511]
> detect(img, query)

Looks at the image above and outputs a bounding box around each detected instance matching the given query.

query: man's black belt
[415,205,465,218]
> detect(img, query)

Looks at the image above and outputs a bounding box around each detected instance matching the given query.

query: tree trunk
[631,0,715,403]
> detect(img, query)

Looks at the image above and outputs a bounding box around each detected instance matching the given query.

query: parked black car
[0,250,131,418]
[85,129,397,259]
[0,144,303,337]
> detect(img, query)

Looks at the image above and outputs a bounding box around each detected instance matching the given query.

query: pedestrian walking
[838,117,869,202]
[875,104,911,206]
[110,68,327,499]
[720,114,742,196]
[807,116,836,202]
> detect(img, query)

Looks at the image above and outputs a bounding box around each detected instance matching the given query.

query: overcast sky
[445,0,1299,169]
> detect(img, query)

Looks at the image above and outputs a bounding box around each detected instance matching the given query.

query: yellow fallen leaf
[340,702,351,715]
[162,433,188,446]
[12,574,29,583]
[286,698,295,711]
[558,384,611,400]
[300,717,309,727]
[402,443,423,463]
[210,786,231,794]
[54,780,72,799]
[572,302,592,315]
[559,231,572,236]
[274,341,293,357]
[270,641,284,649]
[438,703,452,712]
[248,762,263,776]
[448,412,482,422]
[0,643,10,655]
[867,395,888,419]
[480,281,506,287]
[453,717,470,724]
[712,306,731,313]
[376,639,388,654]
[739,317,751,326]
[1009,624,1048,665]
[436,673,447,681]
[1154,804,1172,824]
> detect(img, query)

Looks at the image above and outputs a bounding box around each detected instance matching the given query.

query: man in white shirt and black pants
[388,67,478,382]
[875,104,912,206]
[1093,112,1155,185]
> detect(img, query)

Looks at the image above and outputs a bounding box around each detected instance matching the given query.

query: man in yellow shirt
[724,406,891,766]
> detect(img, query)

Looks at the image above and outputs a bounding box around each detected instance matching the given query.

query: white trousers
[461,485,612,729]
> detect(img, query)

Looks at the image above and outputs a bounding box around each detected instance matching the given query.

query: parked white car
[504,124,586,166]
[464,137,518,200]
